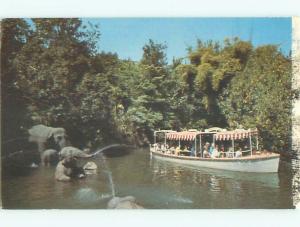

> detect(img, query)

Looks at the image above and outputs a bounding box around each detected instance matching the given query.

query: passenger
[190,145,196,156]
[236,148,242,158]
[169,146,175,154]
[227,147,234,158]
[161,144,165,152]
[156,144,161,152]
[209,143,215,156]
[175,146,181,156]
[203,144,210,158]
[220,145,225,157]
[153,143,158,151]
[203,149,210,158]
[212,145,219,158]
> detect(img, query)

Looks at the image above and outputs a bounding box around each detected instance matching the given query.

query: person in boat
[211,144,219,158]
[203,142,210,158]
[190,144,196,156]
[161,144,165,153]
[227,147,234,158]
[156,143,161,152]
[209,143,215,157]
[175,146,181,156]
[220,145,225,157]
[235,148,242,158]
[169,146,175,154]
[182,146,190,156]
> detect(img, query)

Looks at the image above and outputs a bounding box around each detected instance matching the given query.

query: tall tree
[219,45,293,151]
[1,19,31,141]
[13,19,99,130]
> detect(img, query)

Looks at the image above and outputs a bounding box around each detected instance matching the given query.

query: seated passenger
[161,144,165,152]
[190,145,196,156]
[227,147,234,158]
[220,145,225,157]
[156,144,161,152]
[209,143,215,157]
[169,146,175,154]
[175,146,181,156]
[203,148,210,158]
[211,145,219,158]
[183,146,189,152]
[235,148,242,158]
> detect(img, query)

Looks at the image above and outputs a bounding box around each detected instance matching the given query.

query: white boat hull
[150,150,280,173]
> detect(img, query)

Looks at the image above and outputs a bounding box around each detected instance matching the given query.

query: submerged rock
[107,196,144,209]
[83,161,98,175]
[83,161,98,170]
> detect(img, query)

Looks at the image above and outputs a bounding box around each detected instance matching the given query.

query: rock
[83,161,98,175]
[83,161,98,170]
[107,196,144,209]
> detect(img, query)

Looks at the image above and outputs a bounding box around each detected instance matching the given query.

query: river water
[1,148,300,209]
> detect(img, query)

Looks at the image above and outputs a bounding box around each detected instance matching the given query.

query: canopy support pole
[194,136,197,157]
[164,134,167,152]
[232,138,235,156]
[256,136,259,151]
[154,132,156,152]
[200,134,202,157]
[249,134,253,156]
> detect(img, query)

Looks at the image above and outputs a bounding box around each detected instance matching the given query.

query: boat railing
[217,150,251,158]
[151,145,256,159]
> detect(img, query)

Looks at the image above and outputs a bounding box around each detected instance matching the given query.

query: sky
[83,18,292,63]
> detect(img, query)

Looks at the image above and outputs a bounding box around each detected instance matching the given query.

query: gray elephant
[59,146,93,158]
[41,149,59,166]
[28,124,69,162]
[55,156,86,182]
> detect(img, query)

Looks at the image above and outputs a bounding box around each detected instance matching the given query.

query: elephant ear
[28,124,53,142]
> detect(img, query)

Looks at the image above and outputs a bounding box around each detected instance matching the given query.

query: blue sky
[83,18,291,63]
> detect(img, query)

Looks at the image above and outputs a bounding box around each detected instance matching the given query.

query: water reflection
[1,148,298,209]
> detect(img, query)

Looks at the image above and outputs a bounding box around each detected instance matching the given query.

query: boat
[149,128,280,173]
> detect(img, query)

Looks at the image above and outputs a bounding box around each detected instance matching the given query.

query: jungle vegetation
[1,18,297,152]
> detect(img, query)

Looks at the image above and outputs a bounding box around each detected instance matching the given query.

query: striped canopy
[166,131,200,141]
[214,129,258,141]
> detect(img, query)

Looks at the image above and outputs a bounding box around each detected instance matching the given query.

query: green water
[1,148,299,209]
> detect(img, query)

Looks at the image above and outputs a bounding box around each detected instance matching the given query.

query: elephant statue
[28,124,69,162]
[41,149,59,166]
[59,146,94,159]
[107,196,144,209]
[55,156,86,182]
[59,144,130,161]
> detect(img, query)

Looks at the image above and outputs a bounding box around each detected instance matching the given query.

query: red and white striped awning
[166,131,200,141]
[214,129,258,141]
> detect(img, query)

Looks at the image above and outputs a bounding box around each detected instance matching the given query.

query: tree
[1,19,31,142]
[219,45,293,151]
[13,19,99,137]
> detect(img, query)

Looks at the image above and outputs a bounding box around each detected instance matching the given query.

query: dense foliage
[1,18,296,152]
